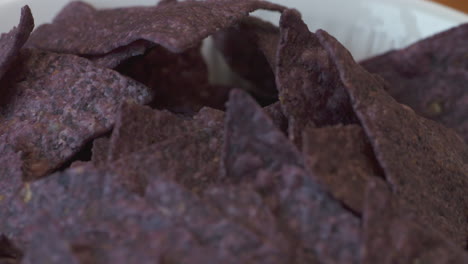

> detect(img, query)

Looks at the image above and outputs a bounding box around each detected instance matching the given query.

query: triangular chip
[224,89,360,263]
[317,29,468,247]
[276,10,357,146]
[108,101,224,162]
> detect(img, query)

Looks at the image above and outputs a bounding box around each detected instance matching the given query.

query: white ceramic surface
[1,0,467,61]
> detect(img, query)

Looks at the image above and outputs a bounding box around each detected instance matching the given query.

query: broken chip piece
[276,9,358,147]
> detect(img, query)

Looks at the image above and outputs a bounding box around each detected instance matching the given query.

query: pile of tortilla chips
[0,1,467,263]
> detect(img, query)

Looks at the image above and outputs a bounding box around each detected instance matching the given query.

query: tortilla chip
[108,101,224,162]
[362,179,468,264]
[317,29,468,247]
[0,49,153,179]
[27,0,285,55]
[224,89,361,264]
[361,23,468,142]
[276,10,358,147]
[0,6,34,82]
[213,16,279,105]
[302,124,382,213]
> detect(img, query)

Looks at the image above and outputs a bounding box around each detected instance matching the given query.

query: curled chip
[316,29,468,247]
[276,9,357,147]
[224,89,361,264]
[0,49,153,179]
[362,179,468,264]
[0,6,34,82]
[302,124,382,213]
[361,23,468,142]
[27,0,285,55]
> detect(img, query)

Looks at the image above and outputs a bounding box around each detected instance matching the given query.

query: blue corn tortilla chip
[361,23,468,142]
[27,0,285,55]
[316,29,468,247]
[0,6,34,82]
[0,49,153,179]
[224,89,361,264]
[302,124,383,213]
[276,9,358,147]
[108,101,224,162]
[362,179,468,264]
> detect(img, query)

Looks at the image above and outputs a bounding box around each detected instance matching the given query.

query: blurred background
[432,0,468,13]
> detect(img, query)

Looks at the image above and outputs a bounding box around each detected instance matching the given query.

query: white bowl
[1,0,467,61]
